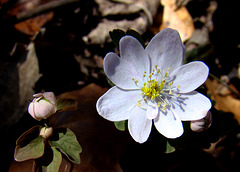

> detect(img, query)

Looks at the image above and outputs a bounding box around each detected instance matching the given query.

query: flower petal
[120,36,151,77]
[42,92,57,111]
[28,102,39,121]
[170,61,209,93]
[146,101,159,119]
[96,86,141,121]
[104,52,143,89]
[172,91,212,121]
[128,105,152,143]
[146,28,183,71]
[154,110,183,138]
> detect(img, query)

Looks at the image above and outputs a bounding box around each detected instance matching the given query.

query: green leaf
[33,145,62,172]
[126,29,146,48]
[49,128,82,164]
[109,29,146,49]
[56,98,77,112]
[14,126,45,161]
[184,43,213,63]
[107,77,115,87]
[109,29,126,48]
[114,120,128,131]
[42,147,62,172]
[165,141,175,154]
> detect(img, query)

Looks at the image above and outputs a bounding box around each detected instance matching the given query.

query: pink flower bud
[190,111,212,132]
[28,92,57,121]
[40,127,53,139]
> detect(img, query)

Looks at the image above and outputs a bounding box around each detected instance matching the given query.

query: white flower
[28,92,57,121]
[96,28,212,143]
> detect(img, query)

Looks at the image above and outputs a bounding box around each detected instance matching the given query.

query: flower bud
[28,92,57,121]
[40,127,53,139]
[190,111,212,132]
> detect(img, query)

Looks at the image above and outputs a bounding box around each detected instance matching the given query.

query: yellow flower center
[141,65,171,100]
[141,80,161,100]
[133,65,181,111]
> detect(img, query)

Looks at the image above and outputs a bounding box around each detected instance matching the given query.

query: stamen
[137,100,141,107]
[164,72,168,77]
[168,81,174,86]
[138,65,180,112]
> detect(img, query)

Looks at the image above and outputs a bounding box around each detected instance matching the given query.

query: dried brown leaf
[205,78,240,123]
[160,0,194,42]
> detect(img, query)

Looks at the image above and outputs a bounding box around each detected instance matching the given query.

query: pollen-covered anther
[132,78,140,86]
[168,81,174,86]
[149,74,152,79]
[137,100,141,107]
[164,72,169,77]
[162,103,167,110]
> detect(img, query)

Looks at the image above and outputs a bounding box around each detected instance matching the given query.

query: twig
[16,0,81,22]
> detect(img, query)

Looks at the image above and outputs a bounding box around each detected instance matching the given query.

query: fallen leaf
[6,0,54,36]
[160,0,194,42]
[0,0,9,6]
[14,12,54,36]
[18,42,42,106]
[205,78,240,123]
[83,0,160,44]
